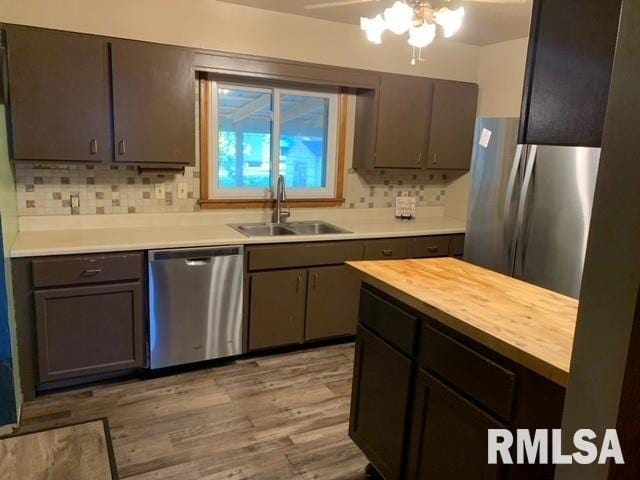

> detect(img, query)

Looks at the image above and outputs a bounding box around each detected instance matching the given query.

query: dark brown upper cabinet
[353,74,477,172]
[3,25,195,166]
[4,25,112,162]
[373,73,433,170]
[111,40,195,166]
[427,80,478,170]
[518,0,623,147]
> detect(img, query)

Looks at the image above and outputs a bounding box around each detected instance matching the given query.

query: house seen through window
[208,82,339,200]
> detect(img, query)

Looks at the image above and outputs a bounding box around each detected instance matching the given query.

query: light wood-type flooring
[0,420,115,480]
[17,343,368,479]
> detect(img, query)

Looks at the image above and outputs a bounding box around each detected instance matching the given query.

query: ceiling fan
[305,0,527,10]
[303,0,527,64]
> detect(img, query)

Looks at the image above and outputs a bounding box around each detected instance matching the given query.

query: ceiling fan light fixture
[383,1,414,35]
[408,22,436,48]
[435,6,465,38]
[360,14,386,44]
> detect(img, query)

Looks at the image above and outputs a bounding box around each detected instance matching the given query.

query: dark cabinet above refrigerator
[518,0,623,147]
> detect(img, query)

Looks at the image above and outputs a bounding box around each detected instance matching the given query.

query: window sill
[199,198,346,209]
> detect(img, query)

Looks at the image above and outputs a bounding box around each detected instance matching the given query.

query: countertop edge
[10,226,466,258]
[346,262,570,388]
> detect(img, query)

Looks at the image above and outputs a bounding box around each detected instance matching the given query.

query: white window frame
[208,81,339,200]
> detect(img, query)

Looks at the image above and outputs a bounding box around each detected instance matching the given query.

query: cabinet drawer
[32,252,143,288]
[408,235,450,258]
[362,238,408,260]
[419,324,516,420]
[247,241,363,271]
[359,288,417,356]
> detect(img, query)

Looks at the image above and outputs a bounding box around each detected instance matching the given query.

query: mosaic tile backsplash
[14,162,449,216]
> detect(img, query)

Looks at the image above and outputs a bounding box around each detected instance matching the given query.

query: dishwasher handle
[185,257,212,266]
[149,246,243,262]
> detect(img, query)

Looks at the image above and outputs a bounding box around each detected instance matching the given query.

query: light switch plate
[177,183,187,199]
[155,183,165,200]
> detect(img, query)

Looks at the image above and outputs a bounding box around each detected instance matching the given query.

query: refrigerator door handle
[514,145,538,276]
[503,144,524,268]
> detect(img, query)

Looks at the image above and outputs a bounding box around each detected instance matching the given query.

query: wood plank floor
[18,343,368,479]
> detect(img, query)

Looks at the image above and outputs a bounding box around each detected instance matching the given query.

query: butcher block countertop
[346,257,578,387]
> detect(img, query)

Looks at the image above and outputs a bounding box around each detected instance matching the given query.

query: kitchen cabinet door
[5,25,111,162]
[35,283,144,382]
[427,80,478,171]
[518,0,622,147]
[248,269,307,351]
[406,369,504,480]
[349,325,413,480]
[111,40,195,166]
[305,265,360,341]
[374,73,433,169]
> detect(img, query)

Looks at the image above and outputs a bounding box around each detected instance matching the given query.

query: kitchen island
[346,257,578,480]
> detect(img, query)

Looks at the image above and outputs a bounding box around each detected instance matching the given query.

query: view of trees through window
[213,85,335,197]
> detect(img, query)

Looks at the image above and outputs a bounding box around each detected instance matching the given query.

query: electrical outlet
[155,183,165,200]
[70,193,80,215]
[177,183,188,199]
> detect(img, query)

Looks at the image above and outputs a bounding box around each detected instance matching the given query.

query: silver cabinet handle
[313,272,318,290]
[417,151,422,164]
[90,139,98,155]
[118,140,126,155]
[296,276,302,293]
[382,249,393,257]
[427,246,438,253]
[81,268,102,276]
[433,152,437,165]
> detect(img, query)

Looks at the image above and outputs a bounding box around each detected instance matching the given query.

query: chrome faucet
[273,174,290,224]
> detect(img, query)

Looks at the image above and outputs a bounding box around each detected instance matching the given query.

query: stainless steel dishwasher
[148,246,243,369]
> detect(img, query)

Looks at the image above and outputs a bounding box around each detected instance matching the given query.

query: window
[201,79,344,206]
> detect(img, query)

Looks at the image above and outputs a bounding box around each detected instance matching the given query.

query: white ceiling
[219,0,533,46]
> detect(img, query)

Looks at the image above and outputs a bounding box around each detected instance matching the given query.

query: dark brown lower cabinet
[350,286,564,480]
[35,282,144,382]
[349,325,413,480]
[249,269,307,350]
[407,369,505,480]
[305,265,361,341]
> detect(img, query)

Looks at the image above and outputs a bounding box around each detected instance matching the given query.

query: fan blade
[462,0,528,3]
[304,0,376,10]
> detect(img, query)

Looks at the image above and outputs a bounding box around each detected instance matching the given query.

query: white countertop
[10,208,466,258]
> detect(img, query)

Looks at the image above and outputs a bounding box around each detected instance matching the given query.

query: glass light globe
[435,6,465,38]
[360,14,386,44]
[384,1,414,35]
[408,22,436,48]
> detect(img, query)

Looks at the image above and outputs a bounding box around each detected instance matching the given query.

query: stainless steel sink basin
[230,221,350,237]
[286,221,349,235]
[232,224,298,237]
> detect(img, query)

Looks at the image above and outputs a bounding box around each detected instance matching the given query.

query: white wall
[477,37,529,117]
[0,0,479,82]
[444,37,529,221]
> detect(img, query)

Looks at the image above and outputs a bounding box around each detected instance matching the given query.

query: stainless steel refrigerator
[464,118,600,299]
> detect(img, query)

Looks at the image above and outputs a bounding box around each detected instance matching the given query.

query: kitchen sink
[230,221,350,237]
